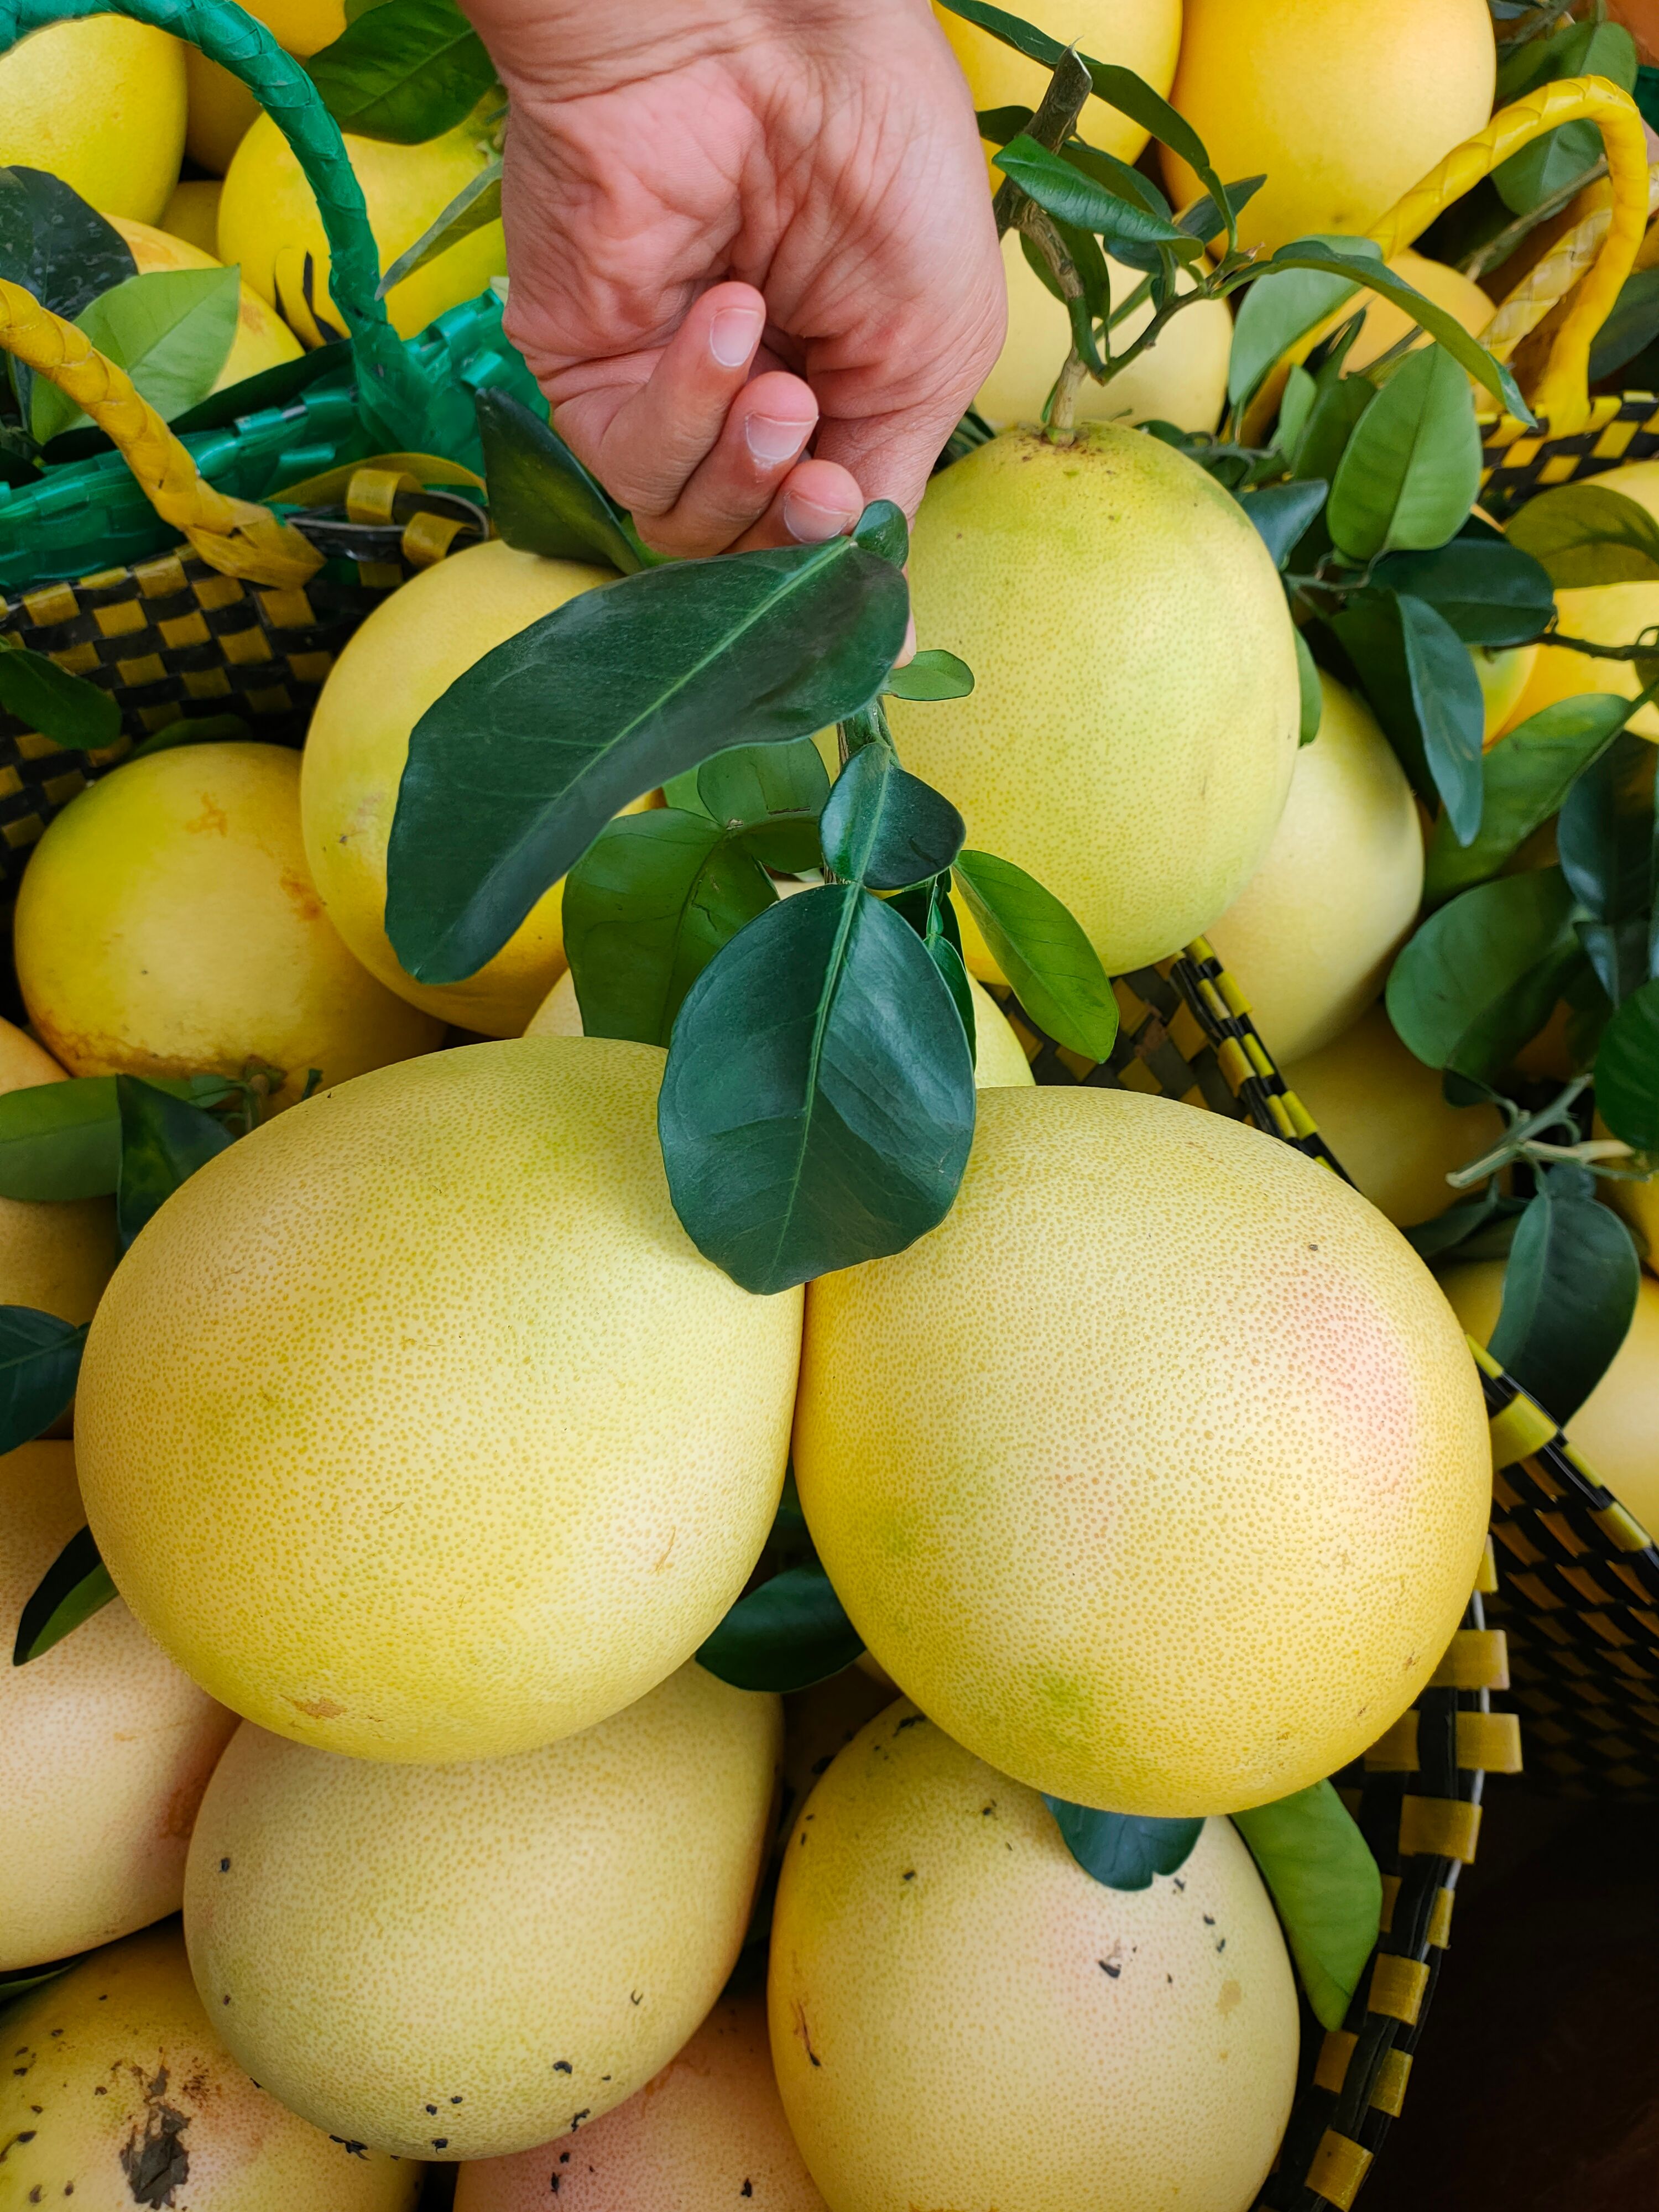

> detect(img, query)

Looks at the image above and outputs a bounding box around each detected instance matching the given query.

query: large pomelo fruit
[793,1086,1491,1815]
[886,426,1300,976]
[75,1039,802,1762]
[769,1703,1298,2212]
[0,18,185,223]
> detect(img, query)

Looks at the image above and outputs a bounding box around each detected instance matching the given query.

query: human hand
[457,0,1006,556]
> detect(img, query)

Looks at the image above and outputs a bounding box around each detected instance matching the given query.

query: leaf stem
[1446,1072,1594,1188]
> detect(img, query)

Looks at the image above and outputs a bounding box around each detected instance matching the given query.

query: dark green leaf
[1398,592,1487,846]
[377,157,500,295]
[1232,1783,1383,2032]
[306,0,497,143]
[474,388,637,572]
[1295,627,1322,746]
[1493,21,1636,215]
[1558,729,1654,925]
[819,743,964,892]
[115,1076,232,1250]
[1228,265,1363,413]
[697,735,830,870]
[696,1563,863,1693]
[1061,139,1172,223]
[1329,590,1433,802]
[0,645,118,750]
[657,884,975,1293]
[562,810,776,1047]
[1327,345,1481,562]
[884,649,974,702]
[1504,482,1659,588]
[1275,362,1317,463]
[1591,268,1659,383]
[952,849,1119,1061]
[1404,1182,1528,1263]
[1596,976,1659,1151]
[0,1073,234,1201]
[992,134,1198,255]
[0,1307,85,1454]
[853,500,908,567]
[1177,175,1265,246]
[1423,692,1632,905]
[34,267,240,444]
[0,1955,90,2002]
[927,928,977,1059]
[1239,479,1327,569]
[1490,1164,1640,1423]
[12,1524,116,1666]
[0,166,134,321]
[1386,868,1578,1078]
[1373,540,1556,645]
[387,536,909,985]
[975,103,1034,144]
[1290,368,1376,494]
[1043,1800,1204,1891]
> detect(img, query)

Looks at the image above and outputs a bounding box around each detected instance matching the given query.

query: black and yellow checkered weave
[1479,392,1659,519]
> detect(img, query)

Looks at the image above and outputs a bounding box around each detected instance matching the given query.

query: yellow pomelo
[935,0,1181,167]
[1,1442,236,1971]
[1165,0,1495,255]
[1497,460,1659,743]
[454,1989,824,2212]
[975,227,1231,436]
[1283,1003,1505,1229]
[1206,671,1422,1063]
[0,1014,116,1329]
[0,18,185,223]
[182,46,258,174]
[235,0,346,56]
[111,216,302,389]
[220,111,506,342]
[888,427,1300,974]
[1475,641,1538,744]
[76,1040,802,1762]
[1343,248,1495,374]
[15,743,442,1111]
[160,175,225,256]
[526,963,1033,1087]
[302,540,651,1034]
[794,1086,1491,1815]
[184,1667,780,2160]
[770,1704,1298,2212]
[1441,1261,1659,1531]
[0,1922,420,2209]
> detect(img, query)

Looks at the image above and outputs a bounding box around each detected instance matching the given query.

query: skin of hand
[455,0,1007,556]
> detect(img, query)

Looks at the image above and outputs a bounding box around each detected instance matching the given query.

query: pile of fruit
[2,1,1658,2208]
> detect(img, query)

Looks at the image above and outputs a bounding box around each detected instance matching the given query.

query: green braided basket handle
[0,0,431,442]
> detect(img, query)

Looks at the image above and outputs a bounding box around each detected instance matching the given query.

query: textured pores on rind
[0,1922,419,2210]
[793,1087,1492,1816]
[769,1705,1298,2212]
[0,1442,237,1971]
[184,1667,782,2162]
[452,1990,825,2212]
[75,1038,803,1762]
[885,427,1300,974]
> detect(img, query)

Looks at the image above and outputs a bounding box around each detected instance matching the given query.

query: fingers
[729,456,865,553]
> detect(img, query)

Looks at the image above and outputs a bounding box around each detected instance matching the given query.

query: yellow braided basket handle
[0,276,322,587]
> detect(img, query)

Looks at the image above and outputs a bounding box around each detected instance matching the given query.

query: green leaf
[1504,482,1659,589]
[1372,540,1556,646]
[1397,592,1487,846]
[992,133,1199,256]
[1294,628,1322,746]
[12,1524,116,1666]
[1238,479,1327,570]
[1493,20,1637,215]
[386,536,909,986]
[562,810,776,1047]
[1275,362,1317,463]
[1177,175,1265,247]
[657,884,976,1293]
[0,1955,91,2002]
[0,165,134,321]
[1595,975,1659,1151]
[1558,729,1654,926]
[819,743,964,893]
[1254,242,1529,423]
[33,267,239,445]
[1386,868,1578,1078]
[1228,264,1363,413]
[1590,267,1659,383]
[1044,1801,1204,1890]
[0,1307,85,1454]
[474,388,638,572]
[697,735,830,871]
[0,1073,234,1201]
[975,103,1034,144]
[1423,693,1632,905]
[1490,1164,1640,1423]
[852,501,908,567]
[696,1563,863,1693]
[305,0,497,143]
[1327,345,1481,562]
[115,1076,232,1250]
[927,928,977,1059]
[377,156,500,295]
[1290,366,1376,493]
[952,849,1119,1061]
[884,649,974,702]
[0,644,118,750]
[1404,1181,1528,1264]
[1232,1783,1383,2032]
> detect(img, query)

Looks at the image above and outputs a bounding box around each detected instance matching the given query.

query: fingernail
[709,305,764,368]
[782,488,855,544]
[746,413,811,466]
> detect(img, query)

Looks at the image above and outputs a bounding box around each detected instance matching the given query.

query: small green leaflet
[0,1072,235,1201]
[1294,629,1322,746]
[32,267,239,445]
[1386,868,1578,1080]
[305,0,498,143]
[952,850,1118,1062]
[1490,1164,1640,1425]
[0,1307,86,1454]
[1326,346,1481,563]
[1238,479,1327,570]
[1504,482,1659,589]
[696,1563,863,1693]
[114,1076,233,1250]
[885,650,973,703]
[378,156,500,295]
[697,735,829,871]
[474,388,640,572]
[12,1524,116,1665]
[1229,267,1363,414]
[1373,538,1556,645]
[1232,1782,1382,2033]
[992,133,1199,257]
[0,165,134,322]
[0,641,118,750]
[818,741,965,893]
[1423,692,1632,906]
[1597,977,1659,1153]
[1044,1801,1203,1891]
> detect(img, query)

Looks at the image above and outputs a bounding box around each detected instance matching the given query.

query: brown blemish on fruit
[277,869,325,924]
[790,2001,820,2069]
[1218,1979,1242,2017]
[288,1695,345,1720]
[184,797,229,838]
[118,2066,190,2208]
